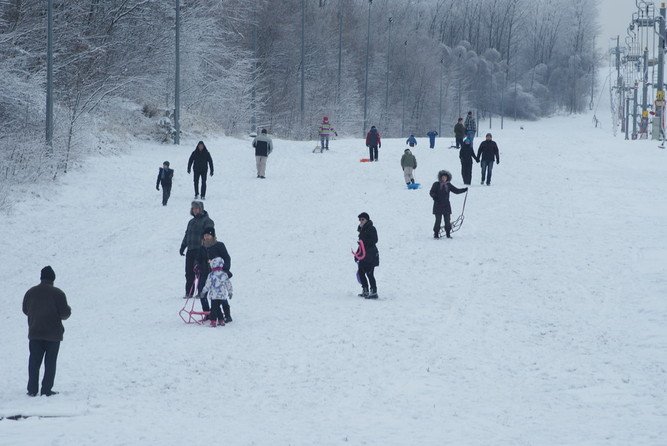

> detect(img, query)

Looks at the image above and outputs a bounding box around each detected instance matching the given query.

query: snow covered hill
[1,116,665,445]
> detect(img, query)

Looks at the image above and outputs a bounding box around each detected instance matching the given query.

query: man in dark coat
[454,118,466,148]
[156,161,174,206]
[365,126,381,162]
[180,201,214,310]
[187,141,214,199]
[202,226,233,322]
[355,212,380,299]
[476,133,500,186]
[459,138,479,185]
[22,266,71,397]
[429,170,468,239]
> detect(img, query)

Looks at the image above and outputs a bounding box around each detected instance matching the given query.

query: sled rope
[352,240,366,261]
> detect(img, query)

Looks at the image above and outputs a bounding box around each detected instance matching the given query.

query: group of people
[179,200,234,328]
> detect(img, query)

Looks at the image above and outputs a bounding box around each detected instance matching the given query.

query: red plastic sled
[360,158,371,162]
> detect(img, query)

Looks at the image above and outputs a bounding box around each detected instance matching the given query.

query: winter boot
[218,319,225,326]
[411,178,415,184]
[222,300,232,323]
[210,319,217,327]
[434,232,439,239]
[358,287,369,298]
[366,288,378,299]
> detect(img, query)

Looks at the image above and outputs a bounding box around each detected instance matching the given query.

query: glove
[335,132,338,136]
[225,270,233,279]
[496,161,499,165]
[179,247,185,256]
[210,171,214,176]
[187,170,191,174]
[463,188,469,192]
[228,292,233,300]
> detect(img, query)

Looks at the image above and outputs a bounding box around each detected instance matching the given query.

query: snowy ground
[0,115,665,445]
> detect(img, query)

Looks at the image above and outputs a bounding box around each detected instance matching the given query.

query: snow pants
[256,156,267,177]
[28,339,60,395]
[455,136,464,149]
[368,145,379,161]
[211,300,231,321]
[403,167,415,184]
[185,249,211,312]
[434,212,452,236]
[480,160,494,185]
[460,159,473,185]
[429,137,437,149]
[161,184,172,205]
[193,170,207,198]
[357,264,377,291]
[320,135,330,150]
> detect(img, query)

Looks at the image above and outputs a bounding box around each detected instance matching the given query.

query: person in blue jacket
[406,134,417,148]
[427,130,438,149]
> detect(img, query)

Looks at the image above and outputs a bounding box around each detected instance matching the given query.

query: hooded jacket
[406,135,417,146]
[181,206,215,252]
[202,257,233,301]
[365,127,381,148]
[400,150,417,169]
[356,220,379,268]
[429,174,467,215]
[188,142,214,174]
[22,281,71,342]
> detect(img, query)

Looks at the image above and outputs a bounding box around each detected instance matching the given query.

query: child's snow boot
[210,319,217,327]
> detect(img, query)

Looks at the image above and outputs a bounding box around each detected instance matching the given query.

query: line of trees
[0,0,598,193]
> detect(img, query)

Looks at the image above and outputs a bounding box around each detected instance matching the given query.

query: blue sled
[407,183,421,189]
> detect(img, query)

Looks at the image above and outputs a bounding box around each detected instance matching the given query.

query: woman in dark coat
[354,212,379,299]
[459,138,479,185]
[429,170,468,239]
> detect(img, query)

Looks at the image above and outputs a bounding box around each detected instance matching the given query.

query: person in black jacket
[354,212,380,299]
[459,138,479,185]
[22,266,71,397]
[476,133,500,186]
[156,161,174,206]
[202,226,233,322]
[187,141,214,199]
[429,170,468,239]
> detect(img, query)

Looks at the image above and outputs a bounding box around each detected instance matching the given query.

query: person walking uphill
[406,134,417,148]
[459,138,479,185]
[180,201,214,310]
[365,126,381,162]
[464,111,477,144]
[187,141,214,200]
[318,116,337,151]
[156,161,174,206]
[22,266,71,397]
[476,133,500,185]
[429,170,468,239]
[252,128,273,178]
[400,148,417,186]
[427,130,438,149]
[454,118,466,148]
[354,212,380,299]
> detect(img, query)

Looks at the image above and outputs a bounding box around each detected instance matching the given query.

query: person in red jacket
[365,126,381,162]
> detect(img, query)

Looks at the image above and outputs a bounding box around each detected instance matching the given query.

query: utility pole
[251,18,257,133]
[362,0,372,137]
[653,3,666,140]
[337,0,343,103]
[46,0,54,148]
[625,95,631,140]
[301,0,305,127]
[438,57,443,135]
[174,0,181,144]
[401,39,407,136]
[632,84,638,139]
[384,17,393,127]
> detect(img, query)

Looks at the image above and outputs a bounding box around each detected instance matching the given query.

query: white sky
[598,0,654,43]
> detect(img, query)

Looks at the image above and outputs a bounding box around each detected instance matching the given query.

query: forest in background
[0,0,599,192]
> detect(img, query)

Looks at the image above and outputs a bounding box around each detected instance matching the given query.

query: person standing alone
[156,161,174,206]
[464,111,477,144]
[365,126,381,162]
[187,141,214,200]
[22,266,71,397]
[318,116,337,151]
[454,118,466,148]
[252,128,273,179]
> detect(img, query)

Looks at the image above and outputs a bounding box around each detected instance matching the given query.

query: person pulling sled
[429,170,468,239]
[353,212,379,299]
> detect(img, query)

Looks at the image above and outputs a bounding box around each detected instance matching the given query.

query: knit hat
[40,266,56,282]
[358,212,370,220]
[463,137,471,145]
[323,116,329,123]
[203,227,215,237]
[163,161,170,166]
[261,128,267,134]
[404,148,411,153]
